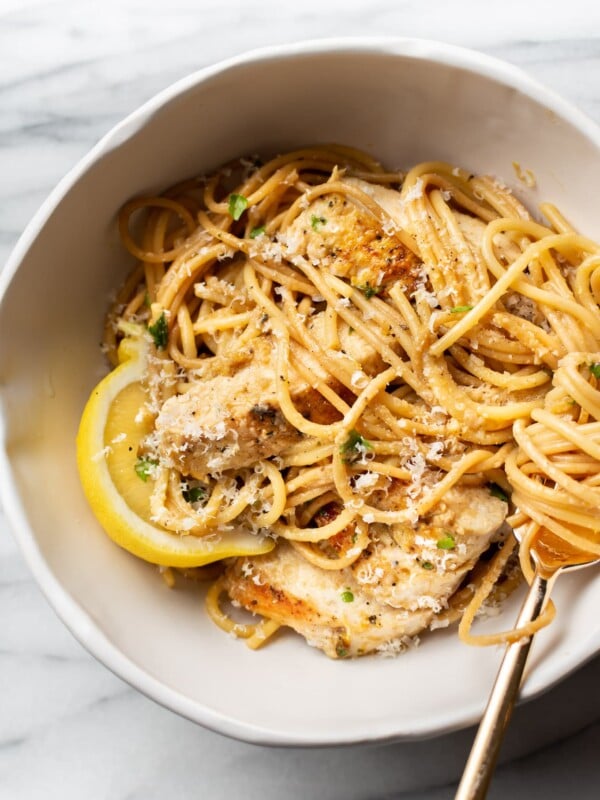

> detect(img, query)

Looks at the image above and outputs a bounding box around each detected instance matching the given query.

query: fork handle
[455,570,554,800]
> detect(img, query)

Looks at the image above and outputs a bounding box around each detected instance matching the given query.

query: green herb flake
[488,482,509,503]
[143,291,151,308]
[134,456,158,482]
[341,590,354,603]
[250,225,266,239]
[339,429,373,462]
[450,305,474,314]
[183,485,208,505]
[357,282,382,299]
[148,312,168,349]
[336,645,349,658]
[228,193,249,221]
[422,561,435,570]
[590,362,600,379]
[310,214,327,231]
[437,535,456,550]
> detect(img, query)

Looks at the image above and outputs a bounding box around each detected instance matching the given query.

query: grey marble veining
[2,1,600,798]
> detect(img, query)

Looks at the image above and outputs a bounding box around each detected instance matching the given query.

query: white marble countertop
[2,1,600,798]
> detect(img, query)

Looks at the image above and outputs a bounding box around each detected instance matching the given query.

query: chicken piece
[455,209,487,252]
[153,300,396,477]
[282,180,422,297]
[154,336,305,476]
[224,482,507,657]
[446,212,546,329]
[303,307,389,377]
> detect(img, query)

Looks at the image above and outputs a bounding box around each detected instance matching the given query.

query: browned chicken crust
[225,482,507,658]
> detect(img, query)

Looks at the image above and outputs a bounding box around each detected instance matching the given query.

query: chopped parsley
[143,291,151,308]
[228,193,248,221]
[134,456,158,482]
[310,214,327,230]
[183,485,208,504]
[589,362,600,379]
[336,645,349,658]
[437,535,456,550]
[340,430,373,462]
[450,305,473,313]
[148,312,168,349]
[421,561,435,570]
[357,282,382,299]
[249,225,266,239]
[488,482,509,503]
[341,590,354,603]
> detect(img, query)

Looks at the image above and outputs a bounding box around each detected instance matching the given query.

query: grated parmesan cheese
[350,370,369,389]
[403,177,424,202]
[353,471,379,492]
[376,635,420,658]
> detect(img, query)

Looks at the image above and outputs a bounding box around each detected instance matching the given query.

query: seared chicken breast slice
[224,483,507,658]
[282,183,421,297]
[154,311,394,477]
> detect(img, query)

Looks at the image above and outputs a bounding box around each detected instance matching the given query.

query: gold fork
[455,528,599,800]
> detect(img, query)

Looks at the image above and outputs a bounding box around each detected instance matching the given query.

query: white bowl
[2,38,600,747]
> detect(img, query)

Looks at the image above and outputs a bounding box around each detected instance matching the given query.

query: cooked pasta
[96,145,600,657]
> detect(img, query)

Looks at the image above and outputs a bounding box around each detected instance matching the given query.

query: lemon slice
[76,332,275,567]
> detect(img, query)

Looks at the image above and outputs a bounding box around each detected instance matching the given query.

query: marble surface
[2,1,600,797]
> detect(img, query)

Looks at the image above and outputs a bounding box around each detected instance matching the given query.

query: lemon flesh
[76,336,274,567]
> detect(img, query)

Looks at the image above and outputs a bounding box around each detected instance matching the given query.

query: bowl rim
[2,36,600,747]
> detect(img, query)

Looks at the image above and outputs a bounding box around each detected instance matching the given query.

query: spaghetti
[100,145,600,656]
